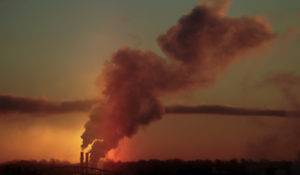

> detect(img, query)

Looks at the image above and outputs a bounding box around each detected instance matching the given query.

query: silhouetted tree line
[103,157,300,175]
[0,159,72,175]
[1,157,300,175]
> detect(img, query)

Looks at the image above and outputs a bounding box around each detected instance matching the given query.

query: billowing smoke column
[81,0,276,166]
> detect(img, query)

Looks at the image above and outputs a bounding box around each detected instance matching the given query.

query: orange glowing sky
[0,0,300,163]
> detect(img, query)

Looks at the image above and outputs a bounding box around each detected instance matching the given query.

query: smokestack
[80,152,84,166]
[80,151,84,165]
[85,152,89,175]
[85,152,89,167]
[80,152,84,175]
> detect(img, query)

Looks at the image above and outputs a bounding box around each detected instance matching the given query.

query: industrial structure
[80,151,90,175]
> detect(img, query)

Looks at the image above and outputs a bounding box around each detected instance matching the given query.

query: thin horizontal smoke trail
[165,105,300,117]
[1,95,299,118]
[0,95,97,115]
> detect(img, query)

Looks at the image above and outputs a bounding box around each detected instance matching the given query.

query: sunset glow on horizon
[0,0,300,166]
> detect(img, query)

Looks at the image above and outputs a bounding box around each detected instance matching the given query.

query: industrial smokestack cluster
[80,151,90,175]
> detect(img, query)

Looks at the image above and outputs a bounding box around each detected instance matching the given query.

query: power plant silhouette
[80,152,89,175]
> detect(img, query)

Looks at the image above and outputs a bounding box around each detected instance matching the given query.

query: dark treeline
[0,159,73,175]
[1,158,300,175]
[103,158,300,175]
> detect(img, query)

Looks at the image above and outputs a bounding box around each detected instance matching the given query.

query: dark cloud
[165,105,300,117]
[2,94,299,118]
[0,95,97,115]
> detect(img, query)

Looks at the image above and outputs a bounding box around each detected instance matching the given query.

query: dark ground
[1,157,300,175]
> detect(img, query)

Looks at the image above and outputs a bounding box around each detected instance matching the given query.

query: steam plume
[0,95,96,115]
[81,0,276,166]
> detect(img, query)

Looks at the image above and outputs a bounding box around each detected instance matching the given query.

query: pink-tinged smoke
[81,0,276,166]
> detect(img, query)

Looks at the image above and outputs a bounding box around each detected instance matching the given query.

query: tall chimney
[85,152,89,167]
[80,152,84,175]
[80,152,84,166]
[85,152,89,174]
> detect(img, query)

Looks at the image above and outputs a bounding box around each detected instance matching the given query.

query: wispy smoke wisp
[247,73,300,160]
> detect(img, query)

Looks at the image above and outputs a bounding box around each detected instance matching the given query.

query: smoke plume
[81,0,276,166]
[247,73,300,160]
[0,95,96,115]
[263,72,300,108]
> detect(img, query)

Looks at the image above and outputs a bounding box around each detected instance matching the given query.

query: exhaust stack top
[85,152,89,168]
